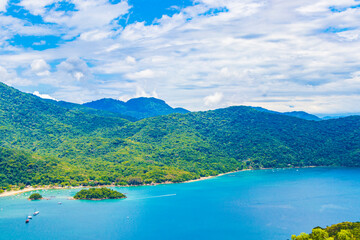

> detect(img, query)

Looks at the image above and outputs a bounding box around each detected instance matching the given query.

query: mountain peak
[83,97,189,120]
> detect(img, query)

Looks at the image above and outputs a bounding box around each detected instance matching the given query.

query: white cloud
[18,0,56,16]
[126,69,155,79]
[31,59,50,76]
[33,91,57,101]
[126,56,136,64]
[0,65,32,86]
[74,71,84,81]
[0,0,8,12]
[80,30,112,41]
[41,0,130,38]
[204,92,223,106]
[118,86,158,102]
[57,57,90,81]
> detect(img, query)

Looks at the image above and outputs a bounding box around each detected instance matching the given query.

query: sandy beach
[0,168,255,198]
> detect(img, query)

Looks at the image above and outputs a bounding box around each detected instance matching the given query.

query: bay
[1,167,360,240]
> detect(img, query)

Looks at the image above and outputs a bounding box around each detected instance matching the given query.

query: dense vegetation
[29,193,42,200]
[83,97,189,120]
[1,82,360,189]
[73,188,126,200]
[292,222,360,240]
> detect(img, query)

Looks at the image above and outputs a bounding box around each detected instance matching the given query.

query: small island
[73,188,126,200]
[29,193,42,200]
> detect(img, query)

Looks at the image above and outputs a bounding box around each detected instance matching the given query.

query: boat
[25,219,29,223]
[33,211,39,216]
[58,202,62,205]
[27,215,32,219]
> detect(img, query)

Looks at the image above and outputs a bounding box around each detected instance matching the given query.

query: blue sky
[0,0,360,115]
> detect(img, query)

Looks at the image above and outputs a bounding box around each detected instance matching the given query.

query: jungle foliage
[292,222,360,240]
[73,187,126,200]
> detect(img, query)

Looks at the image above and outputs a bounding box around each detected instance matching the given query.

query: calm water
[1,167,360,240]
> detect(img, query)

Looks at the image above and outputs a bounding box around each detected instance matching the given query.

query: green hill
[1,82,360,188]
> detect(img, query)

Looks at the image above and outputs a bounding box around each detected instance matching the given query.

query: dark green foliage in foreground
[74,188,126,200]
[1,82,360,188]
[29,193,42,200]
[292,221,360,240]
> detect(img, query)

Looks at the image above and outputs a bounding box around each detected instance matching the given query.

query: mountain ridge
[83,97,190,120]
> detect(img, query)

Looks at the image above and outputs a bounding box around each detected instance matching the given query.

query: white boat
[27,215,32,219]
[33,211,39,216]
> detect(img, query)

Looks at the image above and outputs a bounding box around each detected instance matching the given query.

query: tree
[291,232,310,240]
[310,229,329,240]
[337,229,354,240]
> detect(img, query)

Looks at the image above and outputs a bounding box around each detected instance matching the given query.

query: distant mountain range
[251,107,321,121]
[43,92,331,122]
[83,97,189,120]
[1,81,360,189]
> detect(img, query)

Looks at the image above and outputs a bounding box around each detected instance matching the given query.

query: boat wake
[131,194,176,200]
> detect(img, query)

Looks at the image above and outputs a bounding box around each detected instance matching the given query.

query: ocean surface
[1,167,360,240]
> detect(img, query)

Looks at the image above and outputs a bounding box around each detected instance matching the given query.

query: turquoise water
[1,167,360,240]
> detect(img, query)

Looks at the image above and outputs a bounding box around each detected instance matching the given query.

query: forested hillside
[1,82,360,189]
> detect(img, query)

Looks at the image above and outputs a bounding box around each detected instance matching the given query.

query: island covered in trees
[29,193,42,200]
[292,221,360,240]
[73,188,126,200]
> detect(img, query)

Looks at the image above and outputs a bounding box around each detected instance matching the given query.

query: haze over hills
[83,98,189,120]
[1,82,360,188]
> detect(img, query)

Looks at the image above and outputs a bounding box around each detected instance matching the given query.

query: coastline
[0,166,319,198]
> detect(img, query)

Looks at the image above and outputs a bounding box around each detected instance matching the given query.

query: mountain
[252,107,321,121]
[43,99,136,121]
[83,97,190,120]
[1,82,360,189]
[282,111,321,121]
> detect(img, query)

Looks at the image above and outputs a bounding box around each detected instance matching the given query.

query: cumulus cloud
[204,92,223,106]
[57,57,90,81]
[31,59,50,76]
[33,91,57,101]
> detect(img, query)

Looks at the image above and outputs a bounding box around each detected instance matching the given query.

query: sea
[1,167,360,240]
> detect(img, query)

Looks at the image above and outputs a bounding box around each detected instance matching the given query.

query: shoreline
[0,166,322,198]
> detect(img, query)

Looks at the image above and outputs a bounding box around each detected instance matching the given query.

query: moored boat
[33,211,39,216]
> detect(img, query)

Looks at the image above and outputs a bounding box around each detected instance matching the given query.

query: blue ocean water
[1,167,360,240]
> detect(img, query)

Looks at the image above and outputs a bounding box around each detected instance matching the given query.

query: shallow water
[1,167,360,240]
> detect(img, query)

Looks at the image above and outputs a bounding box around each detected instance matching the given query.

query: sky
[0,0,360,115]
